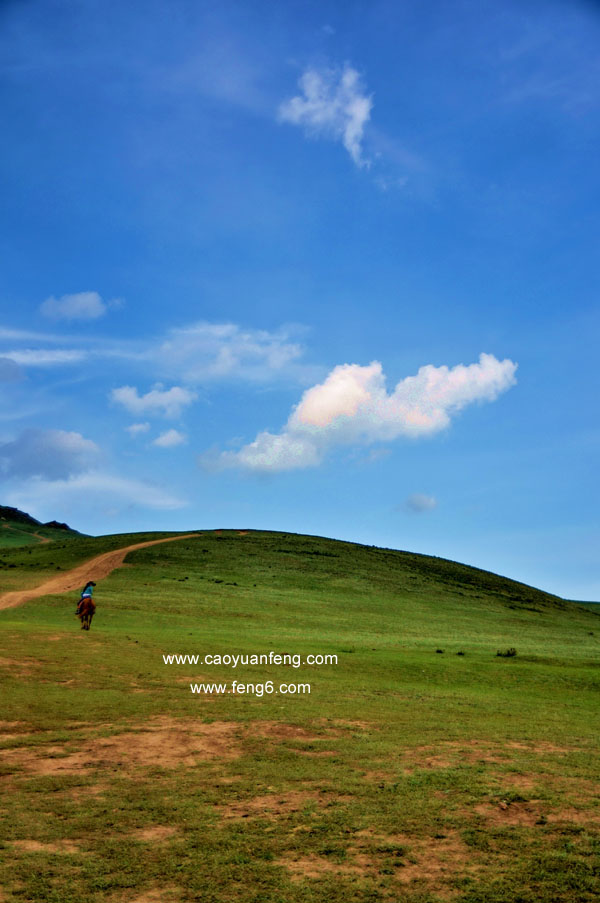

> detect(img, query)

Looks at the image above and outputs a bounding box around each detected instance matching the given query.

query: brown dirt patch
[474,800,542,827]
[0,657,38,674]
[11,839,81,854]
[547,807,600,825]
[0,717,241,777]
[0,533,202,610]
[279,829,482,890]
[401,739,578,773]
[278,853,370,880]
[362,770,396,782]
[218,789,345,820]
[392,832,483,887]
[249,721,339,757]
[133,826,178,842]
[248,721,333,742]
[218,790,319,819]
[110,888,182,903]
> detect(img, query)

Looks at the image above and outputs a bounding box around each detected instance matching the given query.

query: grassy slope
[1,529,599,903]
[0,519,81,549]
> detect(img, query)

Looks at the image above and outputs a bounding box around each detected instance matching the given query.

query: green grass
[0,519,81,549]
[1,528,599,902]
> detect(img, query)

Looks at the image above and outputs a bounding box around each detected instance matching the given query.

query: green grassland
[1,529,599,902]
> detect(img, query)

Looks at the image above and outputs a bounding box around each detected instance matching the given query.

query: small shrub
[496,648,517,657]
[456,651,465,656]
[435,649,444,654]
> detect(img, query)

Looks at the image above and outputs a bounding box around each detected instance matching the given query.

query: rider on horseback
[76,581,96,615]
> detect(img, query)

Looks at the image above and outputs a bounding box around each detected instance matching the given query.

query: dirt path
[0,534,201,611]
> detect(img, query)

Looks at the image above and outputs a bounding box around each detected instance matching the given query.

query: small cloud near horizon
[405,493,438,513]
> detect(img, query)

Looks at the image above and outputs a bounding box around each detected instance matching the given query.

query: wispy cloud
[5,472,186,514]
[279,65,373,167]
[3,349,86,367]
[111,385,198,418]
[0,319,315,384]
[126,422,151,436]
[208,353,517,472]
[154,322,311,384]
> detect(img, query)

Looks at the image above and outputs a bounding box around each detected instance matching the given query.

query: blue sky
[1,0,598,600]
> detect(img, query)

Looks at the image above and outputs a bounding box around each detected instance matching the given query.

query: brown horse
[78,597,96,630]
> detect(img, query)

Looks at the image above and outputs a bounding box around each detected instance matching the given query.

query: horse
[78,597,96,630]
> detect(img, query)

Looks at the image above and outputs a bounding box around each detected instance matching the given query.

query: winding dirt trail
[0,534,201,611]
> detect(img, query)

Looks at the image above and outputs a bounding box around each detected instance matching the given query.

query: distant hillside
[0,505,82,548]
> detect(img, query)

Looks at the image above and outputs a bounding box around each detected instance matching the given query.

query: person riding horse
[76,581,96,615]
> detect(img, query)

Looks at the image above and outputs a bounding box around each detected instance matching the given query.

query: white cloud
[126,422,151,436]
[405,493,438,513]
[0,320,315,384]
[155,322,310,384]
[279,65,373,167]
[152,429,187,448]
[40,291,108,321]
[111,384,198,418]
[0,429,100,480]
[2,349,86,366]
[210,353,517,472]
[6,472,186,514]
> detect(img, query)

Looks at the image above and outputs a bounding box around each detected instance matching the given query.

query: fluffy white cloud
[210,353,517,472]
[126,422,151,436]
[279,65,373,167]
[152,429,187,448]
[405,493,438,513]
[0,429,100,480]
[111,384,198,418]
[40,291,108,321]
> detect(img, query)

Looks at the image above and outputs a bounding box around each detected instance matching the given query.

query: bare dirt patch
[401,739,578,773]
[133,826,178,842]
[391,831,483,888]
[218,790,329,820]
[0,717,241,777]
[11,839,81,854]
[0,656,38,675]
[474,800,542,827]
[278,853,370,880]
[249,721,337,742]
[249,721,339,757]
[110,888,182,903]
[278,829,482,891]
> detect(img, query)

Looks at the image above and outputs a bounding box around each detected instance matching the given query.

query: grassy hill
[1,528,599,902]
[0,505,81,549]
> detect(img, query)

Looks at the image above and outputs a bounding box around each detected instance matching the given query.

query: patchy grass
[1,528,599,902]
